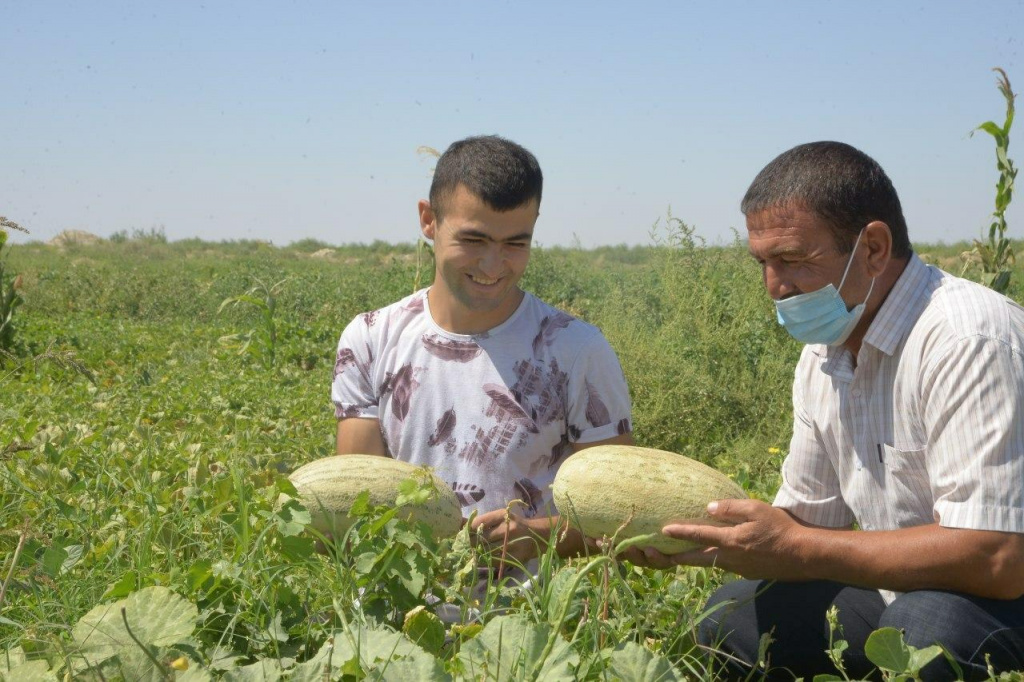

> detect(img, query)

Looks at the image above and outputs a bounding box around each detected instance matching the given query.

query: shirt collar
[861,253,935,356]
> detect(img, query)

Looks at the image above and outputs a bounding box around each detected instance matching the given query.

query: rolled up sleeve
[924,336,1024,533]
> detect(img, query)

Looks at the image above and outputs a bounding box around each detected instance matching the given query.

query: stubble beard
[451,278,516,313]
[440,264,521,316]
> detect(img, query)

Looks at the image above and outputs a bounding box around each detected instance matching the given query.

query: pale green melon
[288,454,463,538]
[552,445,747,553]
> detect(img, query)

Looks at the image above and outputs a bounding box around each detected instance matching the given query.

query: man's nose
[478,244,504,277]
[763,266,793,301]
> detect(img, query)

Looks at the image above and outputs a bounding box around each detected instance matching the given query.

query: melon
[288,454,463,538]
[551,445,747,553]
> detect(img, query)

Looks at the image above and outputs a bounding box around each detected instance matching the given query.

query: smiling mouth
[468,274,500,286]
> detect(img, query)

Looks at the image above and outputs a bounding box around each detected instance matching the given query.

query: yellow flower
[768,447,781,454]
[169,657,189,671]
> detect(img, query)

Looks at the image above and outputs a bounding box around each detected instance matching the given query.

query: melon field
[2,222,1023,680]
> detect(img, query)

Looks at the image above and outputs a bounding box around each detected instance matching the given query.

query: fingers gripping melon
[552,445,747,553]
[288,454,463,538]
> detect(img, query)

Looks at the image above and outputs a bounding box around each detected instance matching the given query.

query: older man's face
[746,204,872,309]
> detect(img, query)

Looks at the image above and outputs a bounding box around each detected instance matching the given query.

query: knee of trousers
[878,591,982,653]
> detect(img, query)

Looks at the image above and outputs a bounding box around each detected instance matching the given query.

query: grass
[2,228,1024,679]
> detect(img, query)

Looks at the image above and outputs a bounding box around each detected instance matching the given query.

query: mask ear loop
[862,276,876,304]
[836,228,866,293]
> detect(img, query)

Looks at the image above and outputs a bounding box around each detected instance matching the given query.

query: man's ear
[863,221,892,277]
[418,199,436,240]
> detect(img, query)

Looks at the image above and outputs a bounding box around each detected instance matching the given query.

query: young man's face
[420,184,539,333]
[746,203,872,310]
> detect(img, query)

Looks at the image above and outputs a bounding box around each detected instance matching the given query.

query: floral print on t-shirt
[331,289,631,519]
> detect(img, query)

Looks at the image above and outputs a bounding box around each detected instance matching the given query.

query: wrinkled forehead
[745,204,840,255]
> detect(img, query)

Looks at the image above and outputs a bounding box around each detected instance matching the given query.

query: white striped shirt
[775,254,1024,551]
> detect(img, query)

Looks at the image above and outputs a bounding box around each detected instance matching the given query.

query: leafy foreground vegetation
[3,227,1024,680]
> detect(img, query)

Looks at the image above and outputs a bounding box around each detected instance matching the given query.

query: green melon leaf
[272,498,311,537]
[290,625,442,681]
[907,644,944,674]
[457,614,578,682]
[544,567,578,628]
[607,641,683,681]
[403,605,446,655]
[864,627,911,672]
[222,658,284,681]
[40,545,68,578]
[0,646,27,673]
[101,572,138,600]
[89,646,202,682]
[71,586,198,667]
[366,655,452,681]
[0,659,56,682]
[1,648,56,682]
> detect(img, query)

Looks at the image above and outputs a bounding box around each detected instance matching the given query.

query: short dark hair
[741,141,912,258]
[429,135,543,220]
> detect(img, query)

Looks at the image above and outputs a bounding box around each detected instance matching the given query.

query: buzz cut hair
[429,135,543,221]
[741,141,912,258]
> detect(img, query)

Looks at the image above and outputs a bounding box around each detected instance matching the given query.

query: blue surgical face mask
[774,229,875,346]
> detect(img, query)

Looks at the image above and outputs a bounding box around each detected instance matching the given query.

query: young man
[331,135,633,567]
[633,142,1024,679]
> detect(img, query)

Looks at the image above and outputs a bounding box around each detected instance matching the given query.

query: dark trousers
[698,579,1024,680]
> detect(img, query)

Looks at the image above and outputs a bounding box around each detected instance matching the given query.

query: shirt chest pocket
[882,444,934,526]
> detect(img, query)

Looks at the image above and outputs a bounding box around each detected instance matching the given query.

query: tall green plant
[218,277,288,368]
[0,216,28,358]
[964,68,1017,293]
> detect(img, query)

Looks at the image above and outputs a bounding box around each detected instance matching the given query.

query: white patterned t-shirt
[331,288,632,519]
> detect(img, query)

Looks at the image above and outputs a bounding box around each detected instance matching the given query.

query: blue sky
[3,1,1023,247]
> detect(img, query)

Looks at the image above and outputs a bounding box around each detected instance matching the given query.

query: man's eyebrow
[455,229,533,243]
[748,245,805,260]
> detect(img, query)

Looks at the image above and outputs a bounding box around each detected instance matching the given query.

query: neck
[427,285,525,335]
[840,256,910,361]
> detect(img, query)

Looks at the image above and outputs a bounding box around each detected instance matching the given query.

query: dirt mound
[47,230,104,247]
[309,248,336,259]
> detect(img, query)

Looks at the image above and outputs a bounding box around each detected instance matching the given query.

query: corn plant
[963,68,1017,293]
[218,277,288,368]
[0,216,28,358]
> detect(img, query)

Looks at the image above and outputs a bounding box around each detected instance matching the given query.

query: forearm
[792,522,1024,599]
[336,418,387,456]
[551,517,590,559]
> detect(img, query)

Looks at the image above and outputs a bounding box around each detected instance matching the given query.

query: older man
[643,142,1024,679]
